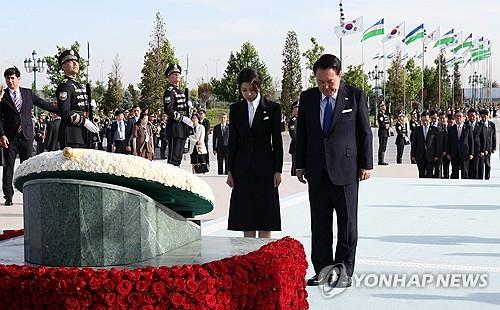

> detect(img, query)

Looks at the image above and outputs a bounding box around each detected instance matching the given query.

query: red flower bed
[0,237,308,309]
[0,229,24,241]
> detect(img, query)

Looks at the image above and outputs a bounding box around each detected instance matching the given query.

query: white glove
[90,99,97,108]
[182,116,194,128]
[84,119,100,133]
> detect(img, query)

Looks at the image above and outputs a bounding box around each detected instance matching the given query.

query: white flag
[335,16,363,38]
[382,22,405,43]
[424,28,440,46]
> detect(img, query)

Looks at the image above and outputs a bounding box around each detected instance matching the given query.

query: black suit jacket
[296,82,373,186]
[227,96,283,178]
[447,124,474,160]
[0,87,56,140]
[484,121,496,153]
[212,123,229,151]
[410,125,440,162]
[45,118,61,151]
[110,120,130,143]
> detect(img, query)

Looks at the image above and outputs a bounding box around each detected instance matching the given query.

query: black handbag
[193,154,209,174]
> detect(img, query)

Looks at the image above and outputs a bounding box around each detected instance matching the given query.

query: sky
[1,0,498,92]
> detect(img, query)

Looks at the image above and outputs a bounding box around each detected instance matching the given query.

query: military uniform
[377,108,391,165]
[55,50,92,149]
[394,119,408,164]
[288,101,299,176]
[163,64,190,166]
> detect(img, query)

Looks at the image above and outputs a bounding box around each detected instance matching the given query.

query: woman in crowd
[188,113,208,173]
[226,68,283,238]
[131,113,154,160]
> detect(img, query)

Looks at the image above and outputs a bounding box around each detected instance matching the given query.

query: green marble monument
[23,179,201,267]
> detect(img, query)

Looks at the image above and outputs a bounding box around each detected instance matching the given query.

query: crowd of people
[376,102,498,180]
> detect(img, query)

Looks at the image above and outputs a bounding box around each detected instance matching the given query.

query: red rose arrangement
[0,229,24,241]
[0,237,308,309]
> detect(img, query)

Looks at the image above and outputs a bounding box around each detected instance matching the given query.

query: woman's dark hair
[312,54,342,75]
[135,112,149,126]
[191,113,200,121]
[237,68,262,90]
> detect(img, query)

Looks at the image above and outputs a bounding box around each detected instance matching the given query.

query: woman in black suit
[226,68,283,238]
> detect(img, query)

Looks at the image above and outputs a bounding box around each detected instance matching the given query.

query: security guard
[394,112,409,164]
[377,100,391,165]
[163,64,192,166]
[56,50,99,148]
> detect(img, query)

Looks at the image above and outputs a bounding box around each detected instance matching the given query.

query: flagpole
[362,40,365,92]
[489,44,493,108]
[421,39,425,112]
[383,42,386,102]
[403,45,407,113]
[451,63,455,111]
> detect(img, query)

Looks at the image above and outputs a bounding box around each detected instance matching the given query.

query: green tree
[431,54,451,111]
[302,37,325,87]
[342,65,373,96]
[101,54,124,112]
[452,63,462,109]
[139,12,178,111]
[42,42,88,99]
[213,42,272,102]
[280,31,302,115]
[405,58,422,104]
[422,66,436,109]
[92,80,106,107]
[385,52,406,114]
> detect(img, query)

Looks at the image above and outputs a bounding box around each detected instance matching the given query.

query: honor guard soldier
[377,100,391,165]
[163,64,193,166]
[288,101,299,176]
[394,112,409,164]
[56,50,99,148]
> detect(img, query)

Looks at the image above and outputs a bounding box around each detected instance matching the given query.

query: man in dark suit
[466,109,485,179]
[442,113,454,178]
[447,111,474,179]
[212,112,229,175]
[45,112,61,151]
[411,111,440,178]
[126,106,141,154]
[0,67,58,205]
[109,110,129,154]
[288,101,299,175]
[296,54,373,288]
[479,109,496,180]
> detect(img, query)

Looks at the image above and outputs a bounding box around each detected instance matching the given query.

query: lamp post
[24,50,45,116]
[368,65,384,116]
[468,72,480,109]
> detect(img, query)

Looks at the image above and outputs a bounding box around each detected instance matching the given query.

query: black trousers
[417,159,434,178]
[167,136,187,166]
[160,139,168,159]
[433,158,442,178]
[442,156,451,179]
[291,154,297,176]
[216,146,229,175]
[396,144,404,163]
[378,136,388,163]
[308,173,359,276]
[113,140,126,154]
[468,156,479,179]
[2,135,32,200]
[477,155,491,179]
[451,159,469,179]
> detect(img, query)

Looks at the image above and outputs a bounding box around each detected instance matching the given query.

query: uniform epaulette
[167,86,174,91]
[62,78,68,83]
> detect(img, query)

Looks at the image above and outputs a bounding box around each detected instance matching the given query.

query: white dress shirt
[247,93,261,127]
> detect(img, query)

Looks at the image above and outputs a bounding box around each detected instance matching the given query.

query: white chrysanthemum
[14,149,215,206]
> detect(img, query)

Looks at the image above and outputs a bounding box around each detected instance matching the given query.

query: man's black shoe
[306,274,325,286]
[4,199,13,206]
[328,274,352,288]
[378,162,389,166]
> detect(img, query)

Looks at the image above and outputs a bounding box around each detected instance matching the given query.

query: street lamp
[368,65,384,116]
[468,72,480,109]
[24,50,45,115]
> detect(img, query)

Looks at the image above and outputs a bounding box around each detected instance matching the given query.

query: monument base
[23,179,200,267]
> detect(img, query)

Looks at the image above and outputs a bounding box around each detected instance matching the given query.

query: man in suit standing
[479,109,496,180]
[212,112,229,175]
[288,101,299,175]
[447,111,474,179]
[109,110,129,154]
[466,109,485,179]
[0,67,58,205]
[45,112,61,151]
[127,106,141,154]
[411,111,440,178]
[296,54,373,288]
